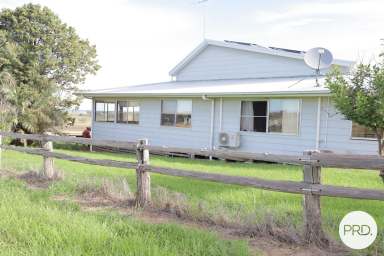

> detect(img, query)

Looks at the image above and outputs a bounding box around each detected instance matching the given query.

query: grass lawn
[1,148,384,255]
[0,179,248,256]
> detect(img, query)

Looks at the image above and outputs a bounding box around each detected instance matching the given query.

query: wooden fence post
[135,139,150,207]
[302,151,328,246]
[42,133,55,179]
[0,134,2,170]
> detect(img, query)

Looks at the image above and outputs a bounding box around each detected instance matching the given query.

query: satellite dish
[304,47,333,70]
[304,47,333,86]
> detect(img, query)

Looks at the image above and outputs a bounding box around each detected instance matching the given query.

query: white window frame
[350,122,377,141]
[160,99,192,128]
[240,99,301,136]
[94,100,116,123]
[116,99,140,125]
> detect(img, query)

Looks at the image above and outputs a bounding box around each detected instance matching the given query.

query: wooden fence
[0,131,384,245]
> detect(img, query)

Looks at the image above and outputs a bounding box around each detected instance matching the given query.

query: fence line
[2,131,384,169]
[1,132,384,245]
[1,144,383,201]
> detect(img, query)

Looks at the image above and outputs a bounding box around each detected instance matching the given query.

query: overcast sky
[1,0,383,110]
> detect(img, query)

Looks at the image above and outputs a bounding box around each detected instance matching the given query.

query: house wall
[92,98,213,149]
[318,97,377,155]
[92,96,378,156]
[214,97,318,155]
[175,45,343,81]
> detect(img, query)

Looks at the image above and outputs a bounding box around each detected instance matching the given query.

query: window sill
[240,131,299,137]
[94,121,115,123]
[160,125,192,129]
[350,137,377,141]
[116,122,140,125]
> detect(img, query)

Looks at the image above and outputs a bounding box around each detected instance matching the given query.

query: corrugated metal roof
[80,76,330,98]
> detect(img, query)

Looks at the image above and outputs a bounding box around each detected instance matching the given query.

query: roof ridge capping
[169,39,354,76]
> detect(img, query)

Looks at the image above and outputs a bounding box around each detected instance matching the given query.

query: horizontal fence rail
[2,131,384,170]
[0,142,383,201]
[148,165,384,201]
[0,145,138,170]
[0,131,137,150]
[1,131,383,246]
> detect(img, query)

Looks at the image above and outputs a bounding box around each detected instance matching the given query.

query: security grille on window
[161,99,192,128]
[117,101,140,124]
[95,101,115,122]
[240,99,300,135]
[351,122,376,139]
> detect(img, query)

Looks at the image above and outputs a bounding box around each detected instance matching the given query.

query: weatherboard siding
[92,97,378,155]
[215,98,318,155]
[318,97,377,155]
[176,45,316,81]
[92,98,212,149]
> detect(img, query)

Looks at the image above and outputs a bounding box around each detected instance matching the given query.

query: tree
[0,4,100,133]
[325,58,384,178]
[0,31,17,131]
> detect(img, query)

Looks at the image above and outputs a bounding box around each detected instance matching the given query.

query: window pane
[268,99,299,134]
[162,100,177,114]
[107,103,115,122]
[352,123,376,138]
[177,100,192,114]
[127,106,134,122]
[240,116,267,132]
[161,114,175,126]
[176,114,191,128]
[95,102,106,122]
[133,106,140,123]
[117,101,128,123]
[241,101,267,116]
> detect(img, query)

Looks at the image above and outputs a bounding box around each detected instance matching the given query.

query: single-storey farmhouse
[81,39,378,155]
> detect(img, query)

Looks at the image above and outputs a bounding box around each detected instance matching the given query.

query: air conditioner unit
[218,132,240,148]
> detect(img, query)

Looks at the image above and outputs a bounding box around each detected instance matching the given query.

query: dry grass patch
[75,177,134,207]
[150,186,346,255]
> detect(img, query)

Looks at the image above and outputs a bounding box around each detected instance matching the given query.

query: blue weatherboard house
[81,39,377,155]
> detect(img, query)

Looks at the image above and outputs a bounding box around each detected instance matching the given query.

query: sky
[1,0,383,110]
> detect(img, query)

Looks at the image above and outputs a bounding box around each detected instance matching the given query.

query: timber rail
[0,131,383,245]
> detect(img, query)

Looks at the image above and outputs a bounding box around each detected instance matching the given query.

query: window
[95,101,115,122]
[161,99,192,128]
[240,101,267,132]
[117,100,140,124]
[240,99,300,135]
[351,122,376,139]
[268,99,300,134]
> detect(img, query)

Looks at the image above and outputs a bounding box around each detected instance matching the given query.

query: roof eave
[79,91,331,98]
[169,40,209,76]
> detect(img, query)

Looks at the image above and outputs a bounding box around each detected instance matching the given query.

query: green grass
[1,148,384,255]
[0,178,248,256]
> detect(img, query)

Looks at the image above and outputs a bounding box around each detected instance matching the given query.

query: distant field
[61,112,91,136]
[1,149,383,255]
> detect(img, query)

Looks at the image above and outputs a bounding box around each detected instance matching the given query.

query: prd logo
[339,211,377,250]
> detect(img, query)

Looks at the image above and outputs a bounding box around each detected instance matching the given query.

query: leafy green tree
[326,58,384,178]
[0,31,17,131]
[0,4,99,133]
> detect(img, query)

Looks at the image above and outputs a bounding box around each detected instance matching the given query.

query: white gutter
[315,97,321,150]
[80,91,331,99]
